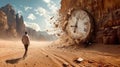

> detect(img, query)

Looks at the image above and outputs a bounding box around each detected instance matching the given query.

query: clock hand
[74,18,79,33]
[71,17,79,33]
[70,17,79,33]
[71,24,77,33]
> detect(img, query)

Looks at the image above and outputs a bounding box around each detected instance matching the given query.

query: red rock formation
[0,4,17,37]
[0,10,8,30]
[16,13,25,36]
[0,10,8,37]
[1,4,16,29]
[0,4,25,37]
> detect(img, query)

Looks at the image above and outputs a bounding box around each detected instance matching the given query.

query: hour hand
[70,25,77,27]
[71,23,78,33]
[70,25,77,33]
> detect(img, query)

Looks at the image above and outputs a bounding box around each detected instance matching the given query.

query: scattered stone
[74,57,84,63]
[46,55,48,57]
[62,62,69,67]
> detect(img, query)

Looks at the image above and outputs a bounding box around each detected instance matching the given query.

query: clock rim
[66,9,95,43]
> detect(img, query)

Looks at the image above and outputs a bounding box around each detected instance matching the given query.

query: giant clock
[66,9,93,42]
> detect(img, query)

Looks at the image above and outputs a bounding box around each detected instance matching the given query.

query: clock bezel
[66,9,95,43]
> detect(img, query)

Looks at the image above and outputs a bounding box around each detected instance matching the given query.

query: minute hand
[74,18,79,33]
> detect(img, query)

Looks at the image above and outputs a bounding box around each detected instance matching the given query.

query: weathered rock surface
[0,4,17,37]
[0,10,8,37]
[0,4,25,37]
[16,13,25,36]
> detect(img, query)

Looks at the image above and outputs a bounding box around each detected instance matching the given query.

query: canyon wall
[0,4,25,37]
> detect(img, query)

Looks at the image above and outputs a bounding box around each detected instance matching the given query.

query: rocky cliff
[58,0,120,44]
[0,4,25,37]
[0,10,8,37]
[16,13,25,36]
[0,4,17,37]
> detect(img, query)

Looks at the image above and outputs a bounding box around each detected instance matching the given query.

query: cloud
[42,0,59,14]
[43,0,51,3]
[27,13,36,20]
[35,7,47,16]
[24,21,40,31]
[32,0,60,32]
[47,1,58,14]
[24,6,32,11]
[36,1,59,17]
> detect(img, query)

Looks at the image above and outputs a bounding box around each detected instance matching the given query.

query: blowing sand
[0,39,120,67]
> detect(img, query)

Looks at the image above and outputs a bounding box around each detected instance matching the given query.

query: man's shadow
[5,57,23,64]
[5,53,27,64]
[5,47,28,64]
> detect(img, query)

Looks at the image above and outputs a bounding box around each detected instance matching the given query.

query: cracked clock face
[67,9,91,40]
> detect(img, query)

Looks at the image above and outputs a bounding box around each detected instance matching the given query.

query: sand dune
[0,40,120,67]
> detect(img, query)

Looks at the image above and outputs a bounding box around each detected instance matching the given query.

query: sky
[0,0,61,32]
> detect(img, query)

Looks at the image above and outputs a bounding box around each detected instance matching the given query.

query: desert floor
[0,39,120,67]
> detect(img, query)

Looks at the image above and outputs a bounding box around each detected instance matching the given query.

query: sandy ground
[0,40,120,67]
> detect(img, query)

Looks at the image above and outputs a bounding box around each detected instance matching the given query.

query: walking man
[22,32,30,59]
